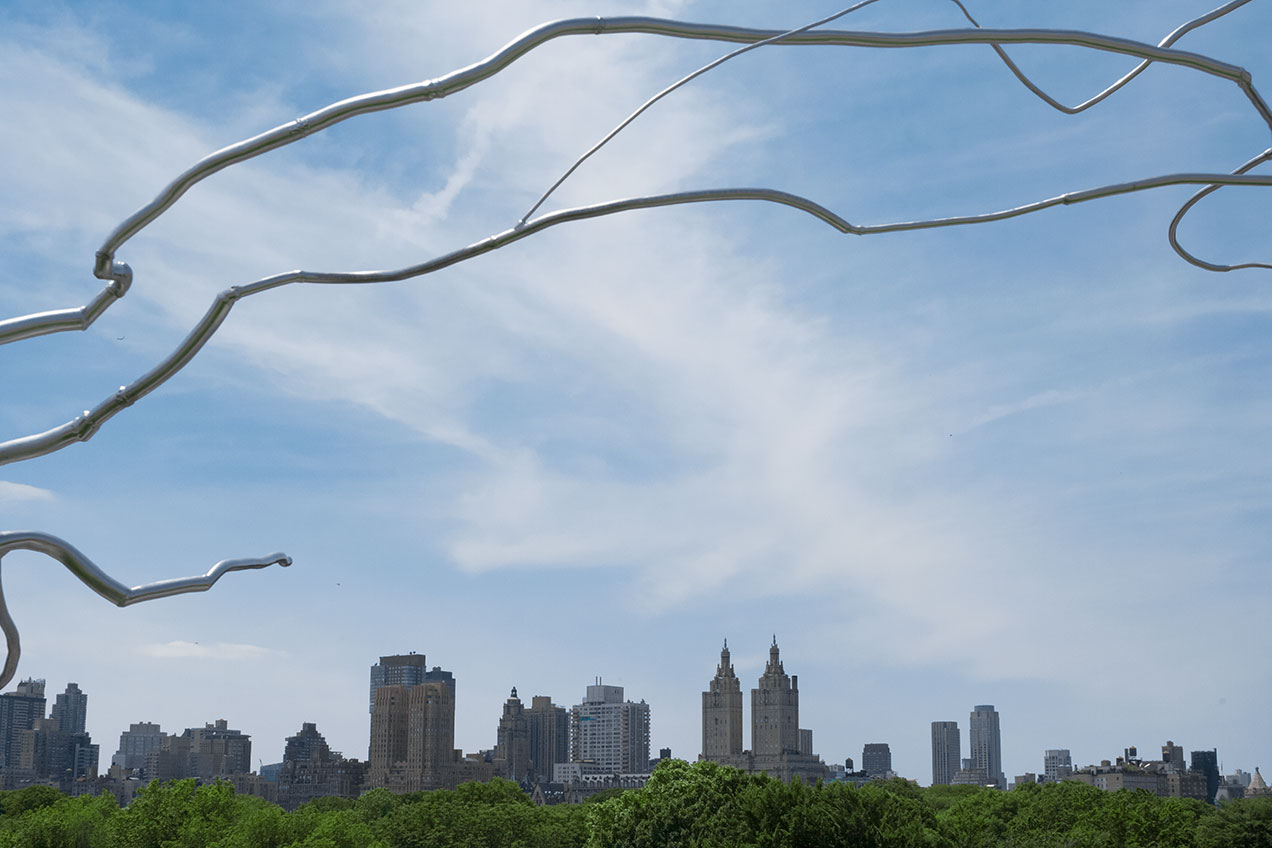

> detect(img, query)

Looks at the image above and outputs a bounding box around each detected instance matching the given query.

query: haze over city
[1,0,1269,787]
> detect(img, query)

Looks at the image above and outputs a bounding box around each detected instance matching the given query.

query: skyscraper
[494,687,532,783]
[569,681,650,774]
[0,678,46,770]
[526,696,568,784]
[368,685,411,780]
[369,654,454,713]
[701,640,743,762]
[931,721,960,786]
[752,637,799,758]
[50,683,87,735]
[1190,749,1219,804]
[367,673,474,792]
[969,704,1005,790]
[862,743,892,778]
[697,639,827,784]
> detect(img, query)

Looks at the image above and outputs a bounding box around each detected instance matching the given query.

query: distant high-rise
[702,640,744,762]
[50,683,87,735]
[112,722,165,773]
[931,721,960,786]
[569,681,650,774]
[284,722,332,766]
[368,685,411,775]
[146,719,250,781]
[697,639,827,784]
[1190,749,1219,804]
[526,696,568,784]
[862,743,892,778]
[276,721,365,810]
[969,705,1005,790]
[1043,748,1072,782]
[368,675,465,792]
[369,654,454,714]
[0,678,46,770]
[1161,741,1186,773]
[494,688,532,783]
[752,637,800,758]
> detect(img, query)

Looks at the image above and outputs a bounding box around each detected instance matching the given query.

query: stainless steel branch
[0,531,290,689]
[0,8,1268,689]
[949,0,1255,116]
[1169,149,1272,272]
[5,17,1268,348]
[525,0,1255,224]
[83,21,1272,267]
[0,262,131,347]
[5,172,1271,468]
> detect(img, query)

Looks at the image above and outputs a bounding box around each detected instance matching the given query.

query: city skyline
[3,0,1269,787]
[6,633,1267,792]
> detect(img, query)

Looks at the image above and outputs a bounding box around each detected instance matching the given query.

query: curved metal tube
[520,0,889,223]
[526,0,1255,223]
[950,0,1255,116]
[0,531,289,689]
[4,14,1268,347]
[91,20,1269,269]
[1169,149,1272,272]
[0,6,1268,690]
[5,171,1272,468]
[0,263,131,347]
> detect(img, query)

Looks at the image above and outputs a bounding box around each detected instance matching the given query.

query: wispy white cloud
[0,481,55,504]
[4,0,1270,778]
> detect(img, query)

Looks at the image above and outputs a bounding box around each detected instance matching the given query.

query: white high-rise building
[1044,748,1073,782]
[569,681,650,774]
[969,705,1005,790]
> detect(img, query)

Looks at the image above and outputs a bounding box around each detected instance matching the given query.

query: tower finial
[772,633,777,647]
[723,637,728,651]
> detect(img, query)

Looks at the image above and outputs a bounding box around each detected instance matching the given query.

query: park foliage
[0,759,1269,847]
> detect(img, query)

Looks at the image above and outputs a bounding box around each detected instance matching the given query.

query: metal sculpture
[1,2,1268,689]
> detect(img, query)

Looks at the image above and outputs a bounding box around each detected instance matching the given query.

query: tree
[1,3,1268,760]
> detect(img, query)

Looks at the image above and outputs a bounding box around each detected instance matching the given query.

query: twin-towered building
[700,638,827,783]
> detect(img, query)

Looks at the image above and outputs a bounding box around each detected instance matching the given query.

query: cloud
[0,481,55,504]
[136,641,285,661]
[6,1,1269,729]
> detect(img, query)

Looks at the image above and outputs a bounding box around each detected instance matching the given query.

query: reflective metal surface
[0,531,289,689]
[2,4,1269,689]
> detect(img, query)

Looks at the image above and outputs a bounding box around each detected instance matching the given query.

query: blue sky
[1,0,1269,783]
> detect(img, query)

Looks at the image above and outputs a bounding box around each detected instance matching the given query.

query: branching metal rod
[1169,148,1272,271]
[0,6,1268,691]
[0,531,289,688]
[0,263,131,347]
[5,171,1270,468]
[519,0,888,225]
[524,0,1255,224]
[93,21,1268,267]
[950,0,1255,116]
[3,17,1266,349]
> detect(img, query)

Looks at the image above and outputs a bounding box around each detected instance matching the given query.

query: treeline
[1,760,1269,847]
